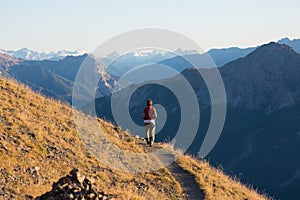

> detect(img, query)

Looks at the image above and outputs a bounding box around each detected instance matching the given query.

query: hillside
[94,42,300,199]
[0,53,116,103]
[0,77,268,199]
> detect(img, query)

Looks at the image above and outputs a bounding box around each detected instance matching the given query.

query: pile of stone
[36,168,116,200]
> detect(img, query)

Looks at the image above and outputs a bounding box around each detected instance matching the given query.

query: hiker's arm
[153,108,157,119]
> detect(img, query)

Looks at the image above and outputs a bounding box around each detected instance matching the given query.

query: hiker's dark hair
[147,99,153,106]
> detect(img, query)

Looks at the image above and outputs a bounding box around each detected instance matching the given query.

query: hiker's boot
[149,137,153,147]
[150,137,155,147]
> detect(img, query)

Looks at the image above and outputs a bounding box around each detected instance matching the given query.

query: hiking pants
[144,123,155,145]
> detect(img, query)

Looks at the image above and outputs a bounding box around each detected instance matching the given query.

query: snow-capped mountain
[0,48,86,61]
[103,49,200,77]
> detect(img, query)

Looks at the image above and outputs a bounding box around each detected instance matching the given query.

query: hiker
[142,99,157,147]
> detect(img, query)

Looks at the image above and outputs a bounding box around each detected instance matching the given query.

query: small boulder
[35,168,117,200]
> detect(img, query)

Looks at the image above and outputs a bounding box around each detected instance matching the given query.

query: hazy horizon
[0,36,298,53]
[1,0,300,52]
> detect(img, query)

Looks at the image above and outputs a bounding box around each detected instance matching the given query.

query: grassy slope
[0,78,181,200]
[0,77,269,199]
[177,156,270,200]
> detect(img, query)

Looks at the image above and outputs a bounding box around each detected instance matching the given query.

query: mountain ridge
[0,48,86,61]
[0,54,117,103]
[278,37,300,53]
[93,42,300,199]
[221,42,300,111]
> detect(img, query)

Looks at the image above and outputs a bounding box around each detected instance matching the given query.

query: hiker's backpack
[143,106,156,120]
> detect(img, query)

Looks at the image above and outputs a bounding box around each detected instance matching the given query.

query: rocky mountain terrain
[2,40,299,199]
[278,37,300,53]
[0,53,117,103]
[0,77,267,199]
[212,42,300,199]
[0,53,20,73]
[0,38,297,105]
[94,42,300,199]
[222,42,300,110]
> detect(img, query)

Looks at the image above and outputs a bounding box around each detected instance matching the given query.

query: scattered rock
[35,168,117,200]
[70,168,85,185]
[34,166,40,172]
[0,143,8,151]
[25,195,34,199]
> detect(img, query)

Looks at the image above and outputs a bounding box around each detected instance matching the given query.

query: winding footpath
[137,139,205,200]
[167,161,205,200]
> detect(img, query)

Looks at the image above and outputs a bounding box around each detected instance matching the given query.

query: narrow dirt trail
[136,139,205,200]
[167,161,205,200]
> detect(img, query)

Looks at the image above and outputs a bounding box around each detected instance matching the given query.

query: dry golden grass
[97,118,145,153]
[177,155,271,200]
[0,77,270,200]
[0,78,182,199]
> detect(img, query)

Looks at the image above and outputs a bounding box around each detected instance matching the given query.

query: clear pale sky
[0,0,299,52]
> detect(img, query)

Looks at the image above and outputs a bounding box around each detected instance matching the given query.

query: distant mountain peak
[248,42,296,58]
[0,52,20,66]
[0,48,86,61]
[19,48,29,51]
[262,41,289,48]
[220,40,300,111]
[278,37,300,43]
[277,37,300,53]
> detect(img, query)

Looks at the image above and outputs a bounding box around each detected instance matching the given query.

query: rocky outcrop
[35,168,116,200]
